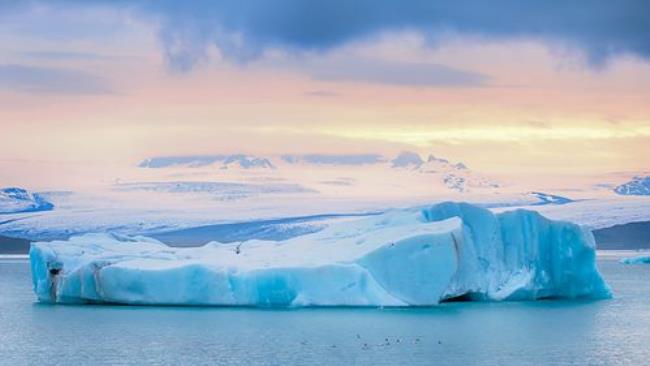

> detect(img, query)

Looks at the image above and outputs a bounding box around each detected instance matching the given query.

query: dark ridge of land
[0,235,31,255]
[593,221,650,250]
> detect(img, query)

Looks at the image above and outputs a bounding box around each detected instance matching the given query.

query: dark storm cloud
[15,0,650,70]
[130,0,650,69]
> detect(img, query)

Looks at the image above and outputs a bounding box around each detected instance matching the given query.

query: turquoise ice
[30,202,611,306]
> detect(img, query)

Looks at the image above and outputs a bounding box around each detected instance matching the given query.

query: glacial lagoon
[1,259,649,365]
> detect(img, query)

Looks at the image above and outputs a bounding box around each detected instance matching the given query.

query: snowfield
[3,152,649,243]
[30,202,611,306]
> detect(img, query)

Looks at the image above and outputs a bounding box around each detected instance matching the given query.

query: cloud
[0,1,29,17]
[304,90,340,97]
[306,58,488,87]
[281,154,386,165]
[21,51,115,61]
[129,0,650,70]
[0,64,113,95]
[525,120,551,129]
[11,1,650,70]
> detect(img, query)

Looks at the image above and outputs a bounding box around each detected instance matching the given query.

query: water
[1,259,649,365]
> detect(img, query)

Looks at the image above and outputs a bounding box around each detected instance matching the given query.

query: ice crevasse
[30,202,611,306]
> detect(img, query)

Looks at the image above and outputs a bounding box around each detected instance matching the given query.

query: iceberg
[30,202,611,306]
[620,255,650,264]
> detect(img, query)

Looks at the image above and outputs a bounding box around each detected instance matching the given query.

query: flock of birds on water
[298,334,441,350]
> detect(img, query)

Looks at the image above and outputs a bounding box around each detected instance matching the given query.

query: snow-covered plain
[3,187,650,243]
[30,202,611,306]
[1,152,649,243]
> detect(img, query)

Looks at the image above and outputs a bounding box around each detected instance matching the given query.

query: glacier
[29,202,611,306]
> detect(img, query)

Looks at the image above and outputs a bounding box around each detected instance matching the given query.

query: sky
[1,0,649,179]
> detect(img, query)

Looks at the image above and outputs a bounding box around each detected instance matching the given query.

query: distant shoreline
[3,219,650,255]
[0,235,30,255]
[592,221,650,250]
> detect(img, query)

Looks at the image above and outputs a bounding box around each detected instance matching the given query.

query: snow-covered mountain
[615,176,650,196]
[388,151,500,192]
[139,151,498,194]
[139,154,275,170]
[5,151,645,246]
[0,187,54,214]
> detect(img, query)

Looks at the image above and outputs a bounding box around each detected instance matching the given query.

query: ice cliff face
[30,202,610,306]
[0,187,54,214]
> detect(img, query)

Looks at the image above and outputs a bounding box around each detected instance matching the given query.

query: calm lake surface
[1,259,649,365]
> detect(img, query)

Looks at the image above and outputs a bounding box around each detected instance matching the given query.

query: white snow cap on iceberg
[30,202,611,306]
